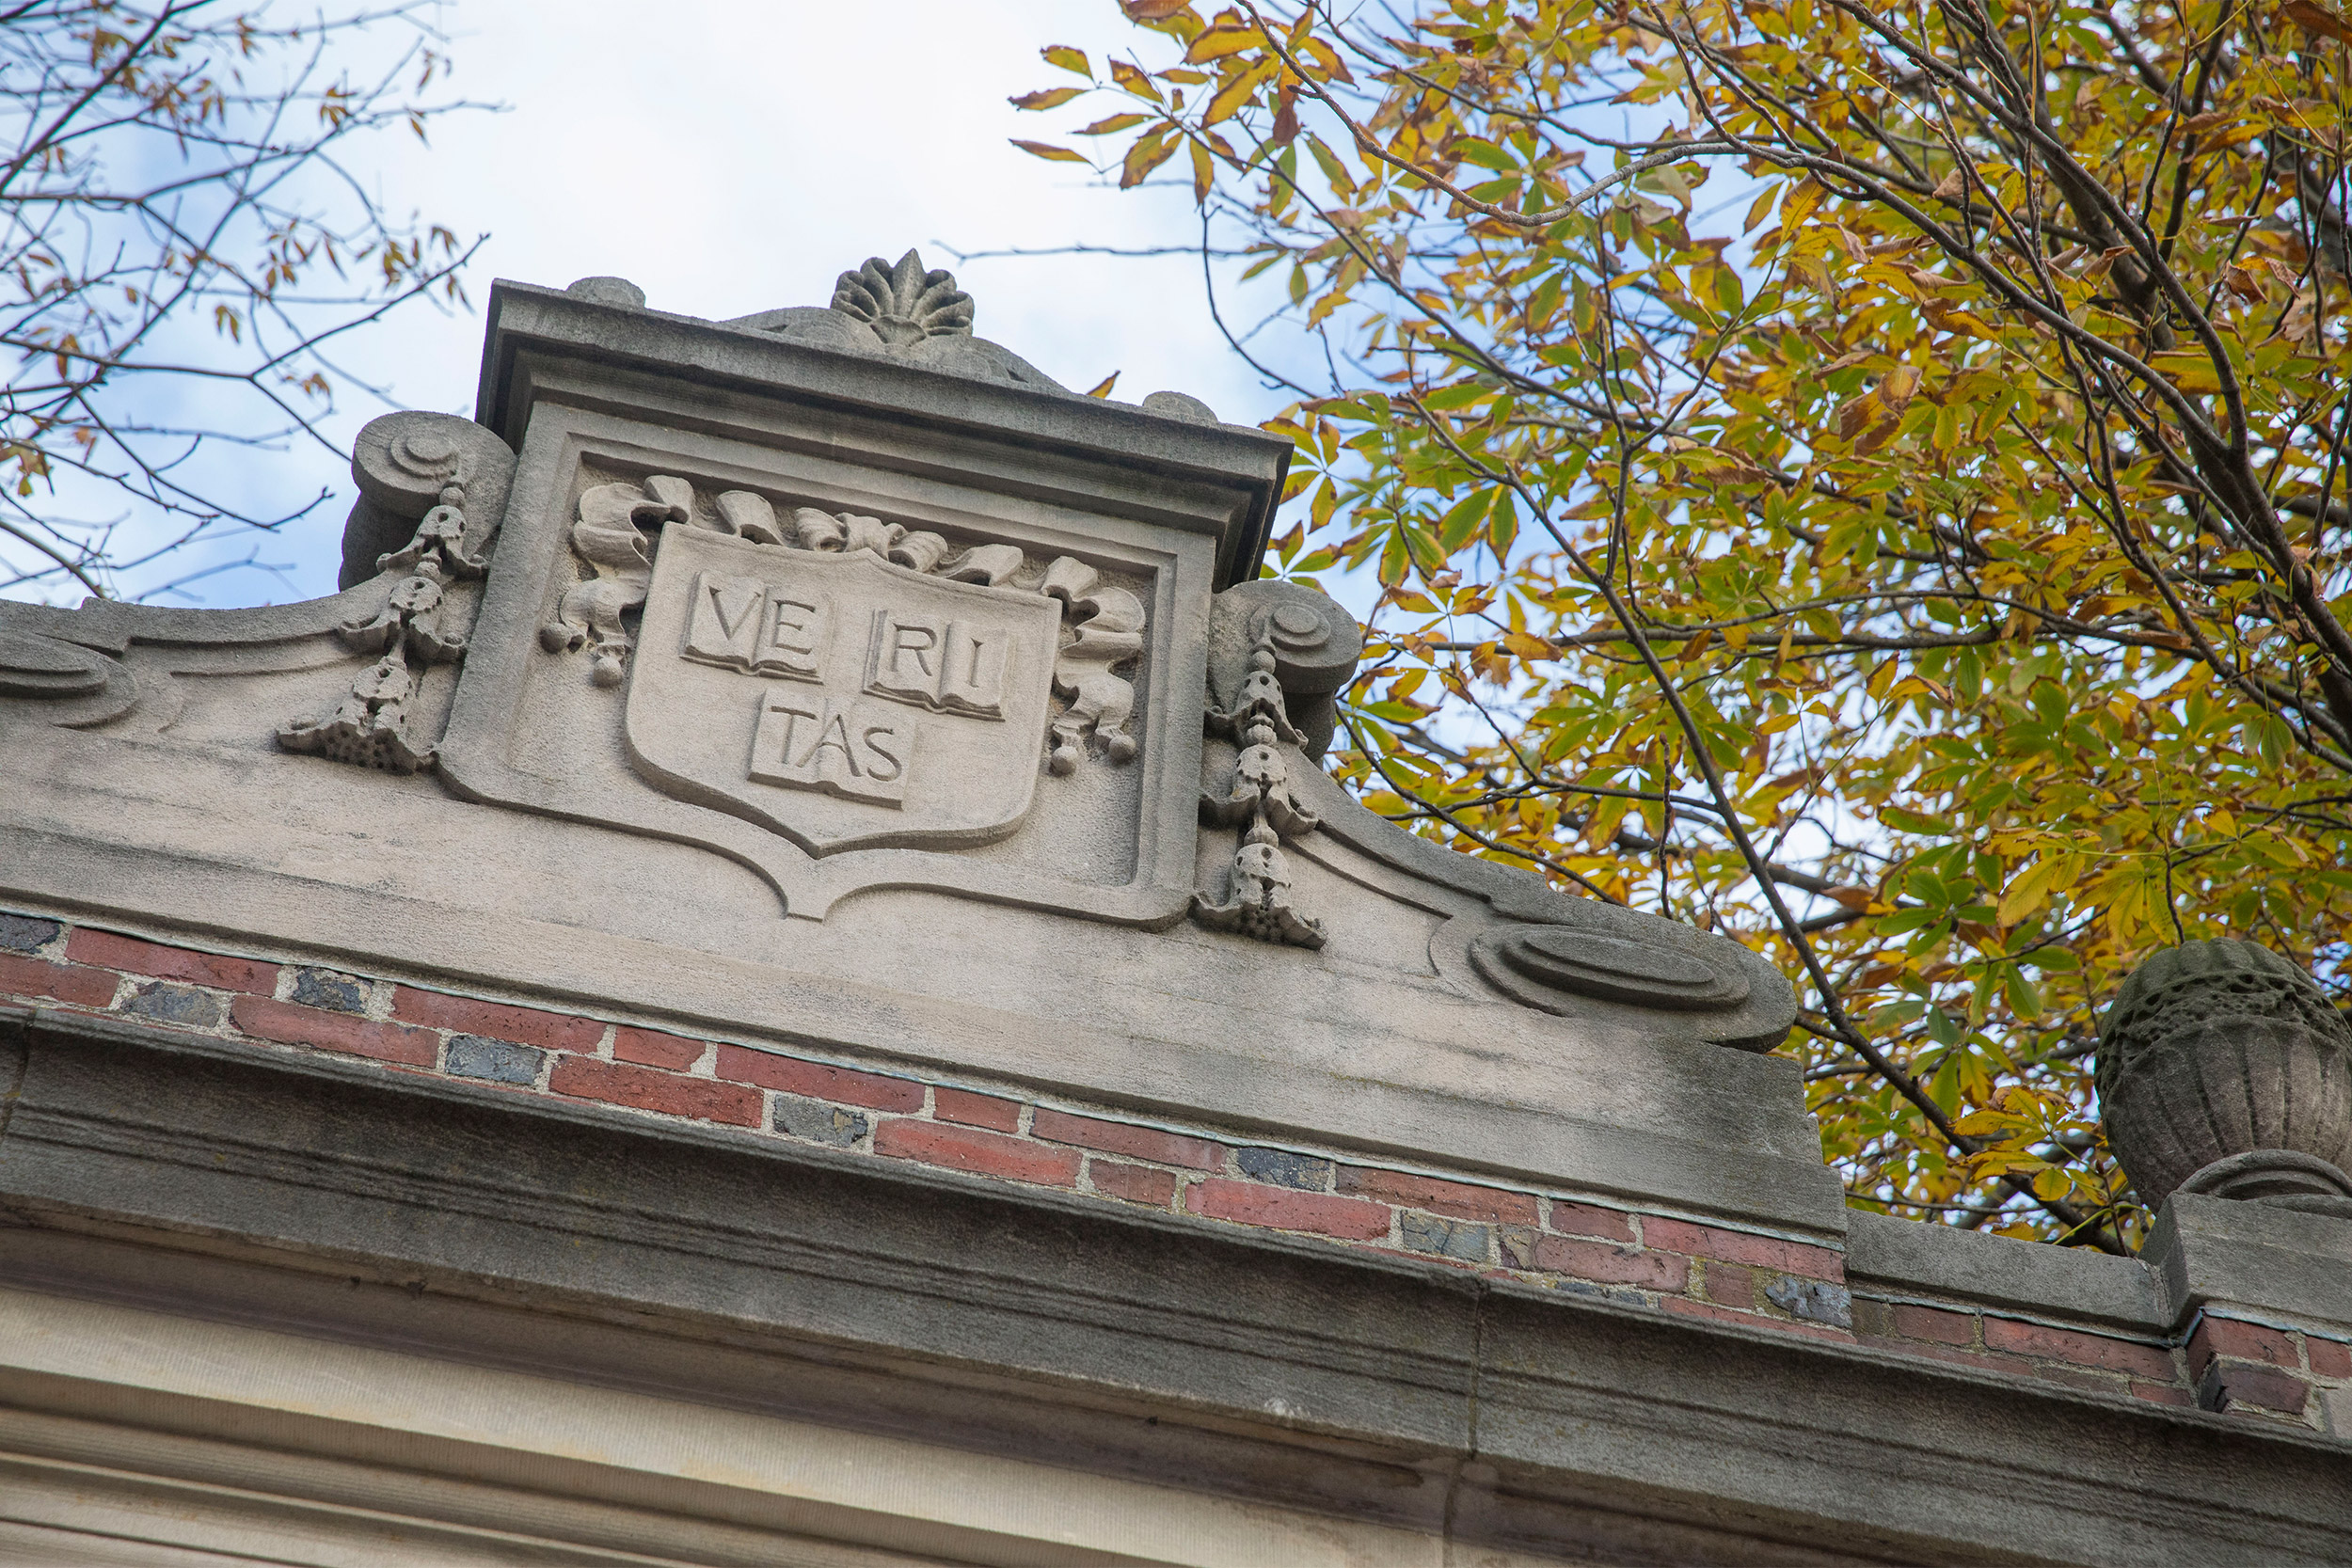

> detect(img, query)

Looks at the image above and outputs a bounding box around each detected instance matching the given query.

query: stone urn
[2098,940,2352,1214]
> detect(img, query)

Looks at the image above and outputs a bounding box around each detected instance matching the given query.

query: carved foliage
[280,413,506,773]
[1192,624,1326,949]
[1041,558,1145,775]
[830,249,975,346]
[543,475,1146,773]
[539,475,692,687]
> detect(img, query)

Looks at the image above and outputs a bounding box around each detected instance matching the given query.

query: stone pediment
[0,252,1823,1236]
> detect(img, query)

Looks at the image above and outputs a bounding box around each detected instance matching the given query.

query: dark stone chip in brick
[122,981,223,1027]
[1401,1211,1490,1263]
[289,967,368,1014]
[1766,1275,1854,1328]
[1499,1224,1539,1270]
[0,913,61,954]
[1236,1146,1333,1191]
[772,1093,870,1148]
[446,1034,545,1085]
[1554,1277,1648,1307]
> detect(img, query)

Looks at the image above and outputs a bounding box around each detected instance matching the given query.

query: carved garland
[1190,623,1327,948]
[539,475,1147,771]
[279,429,490,773]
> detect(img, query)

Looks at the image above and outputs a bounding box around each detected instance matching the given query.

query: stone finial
[2098,940,2352,1214]
[829,249,974,347]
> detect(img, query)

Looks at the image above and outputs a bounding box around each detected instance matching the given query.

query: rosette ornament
[2097,940,2352,1215]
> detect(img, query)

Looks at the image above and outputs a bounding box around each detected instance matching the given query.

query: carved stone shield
[626,525,1061,854]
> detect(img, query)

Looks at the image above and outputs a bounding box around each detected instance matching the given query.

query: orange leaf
[1120,0,1194,17]
[2284,0,2351,41]
[1010,139,1088,164]
[1010,87,1084,110]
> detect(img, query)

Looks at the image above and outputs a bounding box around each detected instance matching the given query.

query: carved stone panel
[626,526,1060,854]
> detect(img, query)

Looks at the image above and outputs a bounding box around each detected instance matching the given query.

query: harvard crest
[622,507,1132,855]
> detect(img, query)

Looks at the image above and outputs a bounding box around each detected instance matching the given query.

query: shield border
[623,526,1061,856]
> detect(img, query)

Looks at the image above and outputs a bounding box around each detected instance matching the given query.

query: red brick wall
[11,910,2344,1430]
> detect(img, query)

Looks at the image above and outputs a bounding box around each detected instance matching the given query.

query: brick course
[1034,1108,1224,1170]
[1545,1199,1637,1243]
[1642,1215,1842,1278]
[1982,1318,2176,1380]
[1701,1262,1756,1310]
[548,1056,760,1126]
[1187,1179,1389,1240]
[1530,1233,1690,1292]
[714,1045,923,1111]
[2201,1363,2311,1417]
[933,1087,1022,1132]
[2191,1317,2299,1372]
[1891,1303,1977,1346]
[0,907,2242,1418]
[1337,1167,1539,1225]
[1089,1158,1179,1208]
[614,1026,704,1071]
[876,1119,1079,1187]
[230,995,437,1066]
[392,987,605,1053]
[0,951,119,1008]
[66,929,277,996]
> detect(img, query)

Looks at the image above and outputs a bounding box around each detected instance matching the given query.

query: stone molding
[472,279,1291,593]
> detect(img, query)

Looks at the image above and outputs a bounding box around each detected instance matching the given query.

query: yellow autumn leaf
[1009,139,1087,164]
[1995,857,2071,926]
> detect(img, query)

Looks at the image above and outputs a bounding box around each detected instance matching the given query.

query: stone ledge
[1846,1207,2167,1331]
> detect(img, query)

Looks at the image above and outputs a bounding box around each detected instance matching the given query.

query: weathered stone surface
[1845,1208,2165,1333]
[120,980,221,1027]
[2100,940,2352,1212]
[1400,1211,1490,1263]
[444,1033,542,1085]
[1766,1274,1854,1328]
[1236,1146,1334,1191]
[2143,1191,2352,1337]
[0,912,58,953]
[771,1090,871,1148]
[288,966,367,1014]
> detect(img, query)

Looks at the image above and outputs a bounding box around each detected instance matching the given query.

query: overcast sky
[83,0,1305,606]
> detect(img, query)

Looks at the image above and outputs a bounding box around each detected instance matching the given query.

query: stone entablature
[10,906,2350,1435]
